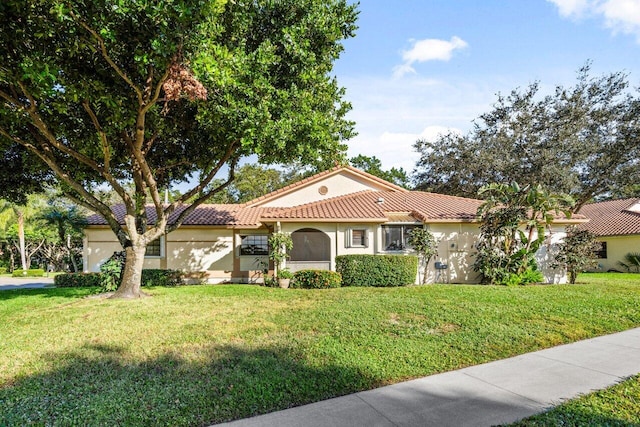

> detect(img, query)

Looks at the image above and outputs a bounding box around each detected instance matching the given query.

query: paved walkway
[218,328,640,427]
[0,276,54,290]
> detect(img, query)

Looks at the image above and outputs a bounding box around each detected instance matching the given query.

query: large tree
[208,163,287,204]
[350,155,410,188]
[413,64,640,210]
[0,0,357,297]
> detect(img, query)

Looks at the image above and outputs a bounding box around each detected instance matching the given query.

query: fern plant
[618,252,640,273]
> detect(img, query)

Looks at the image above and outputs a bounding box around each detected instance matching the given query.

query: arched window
[290,228,330,262]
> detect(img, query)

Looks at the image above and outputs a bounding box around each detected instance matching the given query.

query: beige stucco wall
[166,228,234,281]
[84,229,125,273]
[427,223,482,284]
[84,221,570,285]
[259,172,399,208]
[592,235,640,272]
[84,227,236,282]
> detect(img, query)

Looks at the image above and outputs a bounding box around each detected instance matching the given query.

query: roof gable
[244,165,408,208]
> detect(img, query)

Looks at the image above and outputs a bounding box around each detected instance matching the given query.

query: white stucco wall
[536,225,568,284]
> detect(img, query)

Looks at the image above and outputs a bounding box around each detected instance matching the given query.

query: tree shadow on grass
[0,287,96,301]
[0,341,375,426]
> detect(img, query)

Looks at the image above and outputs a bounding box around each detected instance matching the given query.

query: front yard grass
[507,374,640,426]
[0,273,639,426]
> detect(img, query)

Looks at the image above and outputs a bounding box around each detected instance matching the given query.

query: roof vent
[376,197,384,204]
[626,201,640,214]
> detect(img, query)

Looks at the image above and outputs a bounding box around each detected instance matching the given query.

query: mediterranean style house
[83,166,584,284]
[578,198,640,272]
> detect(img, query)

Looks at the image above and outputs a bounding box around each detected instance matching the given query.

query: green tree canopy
[208,163,287,204]
[0,0,358,297]
[413,64,640,211]
[350,155,410,188]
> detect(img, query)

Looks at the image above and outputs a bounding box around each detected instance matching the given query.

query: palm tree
[41,205,87,272]
[0,201,28,271]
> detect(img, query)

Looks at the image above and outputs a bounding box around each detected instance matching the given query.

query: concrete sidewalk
[0,276,54,290]
[218,328,640,427]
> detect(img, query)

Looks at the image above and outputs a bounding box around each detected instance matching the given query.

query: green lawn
[507,374,640,426]
[1,273,639,426]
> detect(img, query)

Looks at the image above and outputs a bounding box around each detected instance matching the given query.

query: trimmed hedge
[141,269,185,287]
[11,269,45,278]
[291,270,342,289]
[55,273,102,288]
[54,269,185,288]
[336,255,418,287]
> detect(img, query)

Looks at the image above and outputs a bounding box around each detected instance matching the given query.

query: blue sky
[332,0,640,173]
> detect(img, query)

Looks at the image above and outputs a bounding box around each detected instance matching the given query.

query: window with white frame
[145,237,164,257]
[240,235,269,256]
[345,228,368,248]
[381,225,416,251]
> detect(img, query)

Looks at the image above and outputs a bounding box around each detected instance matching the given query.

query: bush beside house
[55,273,103,288]
[336,255,418,287]
[291,270,341,289]
[55,269,185,288]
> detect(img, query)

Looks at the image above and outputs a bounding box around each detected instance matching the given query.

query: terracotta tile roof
[261,191,485,222]
[86,204,275,228]
[578,198,640,236]
[243,165,408,207]
[87,191,584,228]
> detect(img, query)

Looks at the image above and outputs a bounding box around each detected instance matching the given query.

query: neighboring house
[84,166,583,284]
[578,198,640,272]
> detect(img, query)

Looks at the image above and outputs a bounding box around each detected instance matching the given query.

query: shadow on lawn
[0,287,95,301]
[0,341,375,426]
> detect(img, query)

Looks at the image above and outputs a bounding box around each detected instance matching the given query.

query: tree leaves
[413,64,640,210]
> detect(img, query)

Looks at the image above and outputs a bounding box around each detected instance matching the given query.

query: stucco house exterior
[578,198,640,272]
[83,166,583,284]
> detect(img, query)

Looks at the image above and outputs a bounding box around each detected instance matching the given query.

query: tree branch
[82,100,111,171]
[176,141,239,205]
[167,157,238,234]
[70,10,143,104]
[0,125,126,241]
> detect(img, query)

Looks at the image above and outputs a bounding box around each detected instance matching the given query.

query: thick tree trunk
[111,245,147,299]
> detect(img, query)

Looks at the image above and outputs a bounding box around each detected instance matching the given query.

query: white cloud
[549,0,640,41]
[547,0,590,17]
[393,36,468,78]
[599,0,640,36]
[340,74,500,172]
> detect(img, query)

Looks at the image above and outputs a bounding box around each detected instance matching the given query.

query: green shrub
[55,270,185,288]
[11,269,45,278]
[291,270,341,289]
[494,268,544,286]
[336,255,418,287]
[0,267,7,274]
[100,251,126,292]
[277,268,294,279]
[141,269,184,287]
[54,273,102,288]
